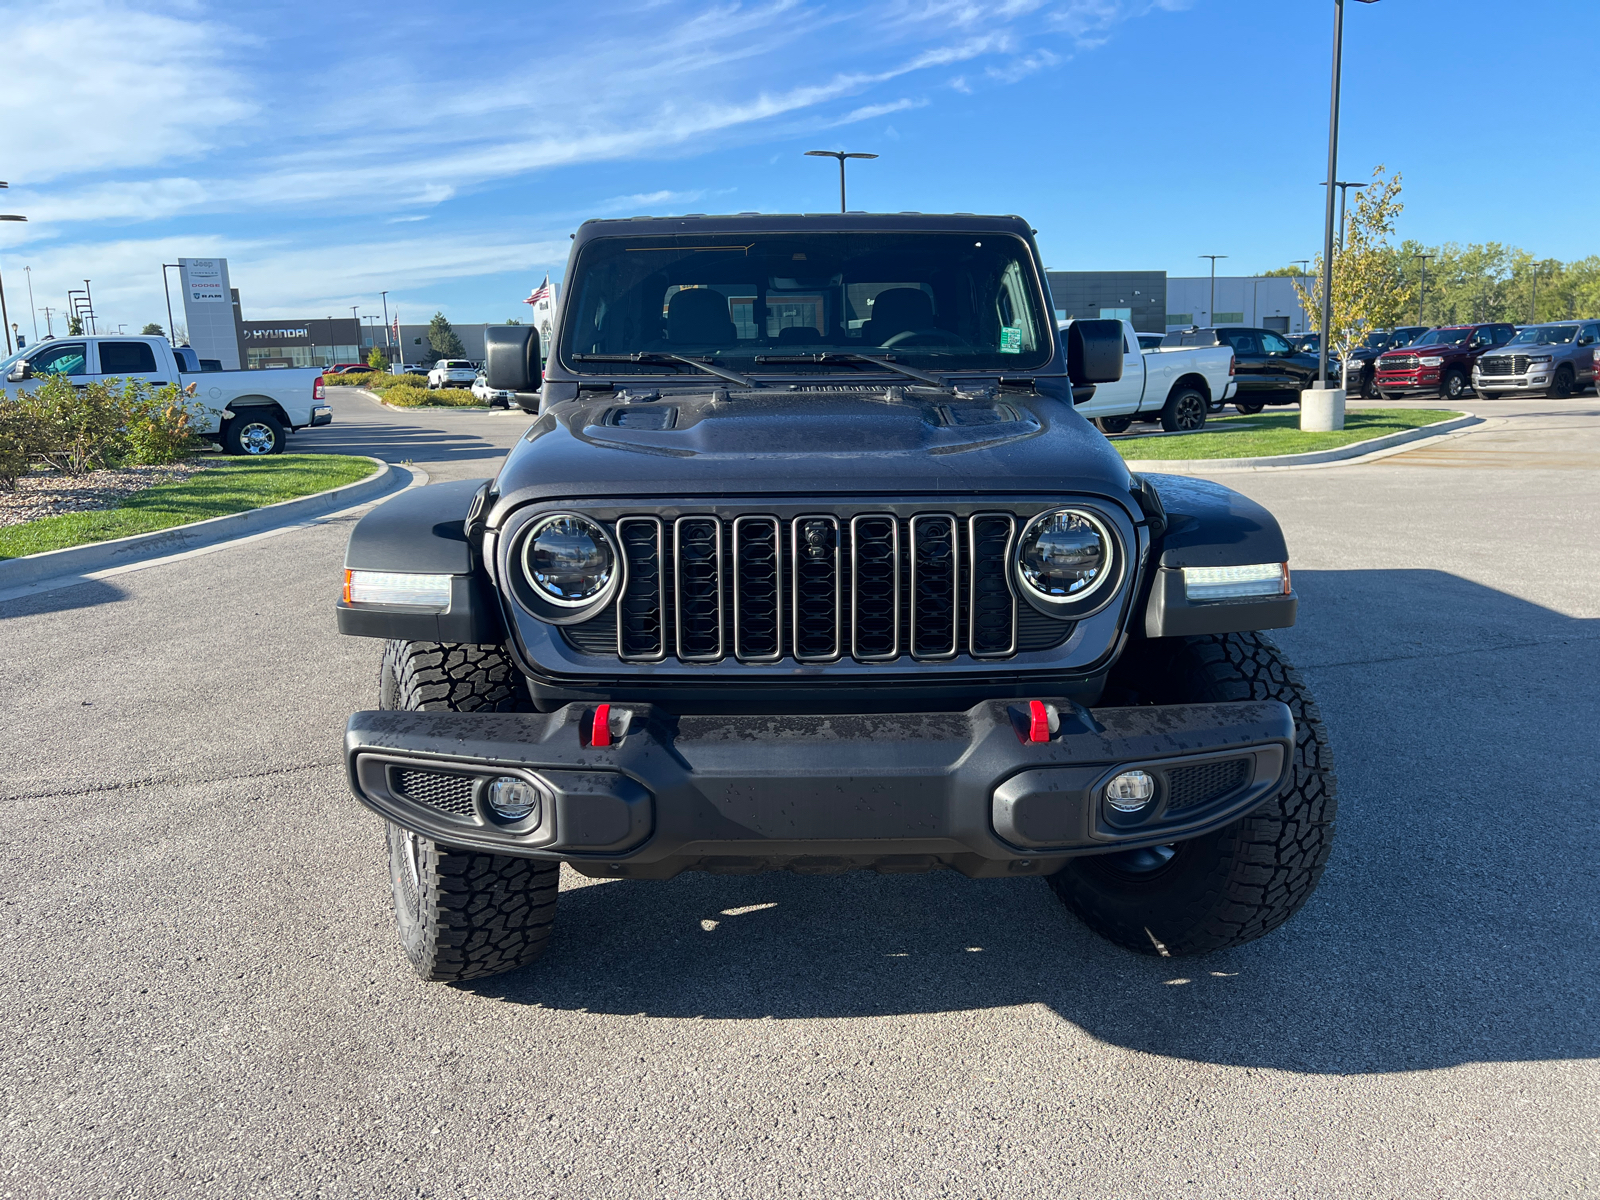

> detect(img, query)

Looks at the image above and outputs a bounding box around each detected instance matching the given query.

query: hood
[490,386,1135,514]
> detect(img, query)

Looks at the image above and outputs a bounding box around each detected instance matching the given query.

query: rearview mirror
[484,326,541,399]
[1066,319,1124,392]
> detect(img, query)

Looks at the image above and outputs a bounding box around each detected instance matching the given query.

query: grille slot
[967,513,1018,658]
[850,514,900,661]
[392,769,476,819]
[1383,354,1419,369]
[1164,759,1249,812]
[910,515,958,659]
[1478,356,1513,377]
[674,517,724,661]
[792,516,842,662]
[617,517,666,660]
[733,517,783,662]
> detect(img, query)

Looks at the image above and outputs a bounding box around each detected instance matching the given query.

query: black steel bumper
[344,698,1293,879]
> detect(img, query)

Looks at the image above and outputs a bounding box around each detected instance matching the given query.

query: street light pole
[1199,255,1227,323]
[380,290,391,349]
[25,264,37,342]
[1413,253,1434,326]
[0,185,24,355]
[162,264,180,343]
[1320,180,1368,250]
[83,280,96,334]
[804,150,879,213]
[1529,260,1539,323]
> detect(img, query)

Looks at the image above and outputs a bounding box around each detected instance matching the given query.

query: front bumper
[1375,369,1440,393]
[1472,372,1548,391]
[344,698,1293,879]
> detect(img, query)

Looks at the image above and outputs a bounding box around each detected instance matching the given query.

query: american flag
[524,275,553,306]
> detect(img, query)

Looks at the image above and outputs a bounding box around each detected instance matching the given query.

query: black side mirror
[7,361,32,383]
[1066,319,1124,394]
[484,326,541,402]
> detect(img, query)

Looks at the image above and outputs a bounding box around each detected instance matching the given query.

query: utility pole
[25,264,37,342]
[803,150,879,213]
[1413,253,1434,326]
[1199,256,1227,324]
[41,305,54,337]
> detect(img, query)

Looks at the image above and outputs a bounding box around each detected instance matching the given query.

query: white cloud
[0,0,256,184]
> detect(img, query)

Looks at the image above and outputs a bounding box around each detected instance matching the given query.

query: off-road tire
[222,411,285,456]
[1160,386,1207,432]
[1050,632,1338,956]
[1442,368,1468,400]
[379,639,557,982]
[1095,415,1133,435]
[1234,401,1264,416]
[1549,366,1575,400]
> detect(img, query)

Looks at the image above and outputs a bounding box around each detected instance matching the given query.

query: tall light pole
[380,290,391,349]
[161,264,180,343]
[1529,260,1540,324]
[1318,0,1382,389]
[1321,180,1368,250]
[25,264,37,342]
[83,280,96,334]
[804,150,879,213]
[0,185,23,355]
[1199,255,1227,324]
[1413,252,1434,326]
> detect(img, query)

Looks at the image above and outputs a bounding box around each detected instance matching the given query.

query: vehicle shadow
[298,420,512,465]
[0,577,128,619]
[463,569,1600,1076]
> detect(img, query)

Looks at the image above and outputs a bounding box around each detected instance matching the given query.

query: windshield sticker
[999,325,1023,353]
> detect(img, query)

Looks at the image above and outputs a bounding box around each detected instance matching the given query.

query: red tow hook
[591,703,613,748]
[1027,700,1051,743]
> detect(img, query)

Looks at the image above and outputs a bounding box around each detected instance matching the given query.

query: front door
[16,340,89,393]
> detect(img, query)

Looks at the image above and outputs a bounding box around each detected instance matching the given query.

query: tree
[67,314,84,336]
[1293,165,1417,387]
[505,318,522,325]
[427,312,465,360]
[367,347,390,372]
[141,322,165,337]
[1260,266,1312,278]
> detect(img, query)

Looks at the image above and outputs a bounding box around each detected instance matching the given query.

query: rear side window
[1224,331,1260,355]
[98,341,159,373]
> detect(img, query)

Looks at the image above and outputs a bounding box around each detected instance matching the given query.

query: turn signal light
[1182,563,1289,602]
[342,569,452,610]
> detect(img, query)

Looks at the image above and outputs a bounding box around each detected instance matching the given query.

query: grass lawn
[1115,408,1461,461]
[0,454,378,560]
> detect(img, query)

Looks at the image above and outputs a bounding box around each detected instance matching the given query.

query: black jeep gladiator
[335,213,1337,982]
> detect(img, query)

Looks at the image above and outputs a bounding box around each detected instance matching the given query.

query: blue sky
[2,0,1594,333]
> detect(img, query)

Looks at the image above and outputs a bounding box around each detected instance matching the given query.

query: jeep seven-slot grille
[562,512,1074,664]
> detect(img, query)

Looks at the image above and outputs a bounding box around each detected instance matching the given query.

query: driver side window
[29,342,88,376]
[1471,328,1493,348]
[1260,331,1291,355]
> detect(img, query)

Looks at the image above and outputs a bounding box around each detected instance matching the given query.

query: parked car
[329,362,370,373]
[1286,332,1320,356]
[1472,320,1600,399]
[1135,332,1166,351]
[1374,323,1517,400]
[427,359,478,389]
[332,210,1335,984]
[1343,326,1428,398]
[471,372,514,408]
[1161,326,1319,414]
[0,335,329,454]
[1062,319,1235,433]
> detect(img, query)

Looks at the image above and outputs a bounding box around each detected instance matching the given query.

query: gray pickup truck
[1473,320,1600,399]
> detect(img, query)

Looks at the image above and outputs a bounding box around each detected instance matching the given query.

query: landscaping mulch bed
[0,460,215,528]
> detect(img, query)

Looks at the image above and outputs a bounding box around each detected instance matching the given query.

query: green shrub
[367,348,389,372]
[0,397,38,490]
[123,381,215,464]
[0,376,215,482]
[24,375,128,474]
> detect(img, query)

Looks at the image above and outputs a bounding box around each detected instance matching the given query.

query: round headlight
[1017,509,1114,606]
[521,514,615,606]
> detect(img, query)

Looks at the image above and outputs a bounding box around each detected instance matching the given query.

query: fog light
[487,777,542,822]
[1105,770,1156,813]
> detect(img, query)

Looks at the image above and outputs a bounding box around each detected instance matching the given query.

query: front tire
[1050,632,1338,956]
[379,639,558,982]
[1548,366,1575,399]
[223,411,285,456]
[1442,368,1468,400]
[1094,415,1133,434]
[1234,401,1264,416]
[1160,386,1207,432]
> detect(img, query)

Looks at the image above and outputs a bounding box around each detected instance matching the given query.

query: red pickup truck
[1374,323,1517,400]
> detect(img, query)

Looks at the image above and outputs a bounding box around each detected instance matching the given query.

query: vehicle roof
[572,211,1035,246]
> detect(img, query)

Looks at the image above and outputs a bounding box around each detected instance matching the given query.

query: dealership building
[239,319,509,368]
[1045,271,1314,334]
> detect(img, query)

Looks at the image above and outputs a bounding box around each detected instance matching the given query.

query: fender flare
[1166,372,1212,405]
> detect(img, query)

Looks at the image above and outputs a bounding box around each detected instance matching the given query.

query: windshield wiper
[753,352,949,389]
[571,352,758,389]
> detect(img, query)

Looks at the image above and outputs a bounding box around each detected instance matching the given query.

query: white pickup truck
[1,335,331,455]
[1060,319,1236,434]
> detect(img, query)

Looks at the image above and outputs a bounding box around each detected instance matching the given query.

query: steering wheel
[881,327,971,351]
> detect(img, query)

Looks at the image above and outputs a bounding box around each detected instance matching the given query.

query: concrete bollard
[1301,384,1346,432]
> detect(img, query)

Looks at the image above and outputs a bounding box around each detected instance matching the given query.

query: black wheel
[379,639,557,983]
[1234,401,1264,416]
[1379,392,1403,402]
[1478,391,1503,400]
[1094,415,1133,435]
[1160,386,1207,432]
[222,411,285,456]
[1548,366,1575,399]
[1442,368,1468,400]
[1050,632,1338,956]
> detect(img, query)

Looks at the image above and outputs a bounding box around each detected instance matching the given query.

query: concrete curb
[0,456,397,588]
[1121,412,1480,473]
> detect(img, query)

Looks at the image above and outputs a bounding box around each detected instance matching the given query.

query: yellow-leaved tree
[1294,166,1418,388]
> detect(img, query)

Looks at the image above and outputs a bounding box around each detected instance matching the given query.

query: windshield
[1508,325,1579,345]
[560,231,1052,376]
[1414,328,1468,346]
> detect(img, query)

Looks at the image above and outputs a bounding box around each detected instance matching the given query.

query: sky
[2,0,1595,335]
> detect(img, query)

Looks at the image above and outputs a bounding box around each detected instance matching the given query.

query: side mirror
[7,361,32,383]
[484,325,541,397]
[1065,319,1124,395]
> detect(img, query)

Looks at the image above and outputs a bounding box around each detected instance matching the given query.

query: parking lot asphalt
[3,390,1597,1198]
